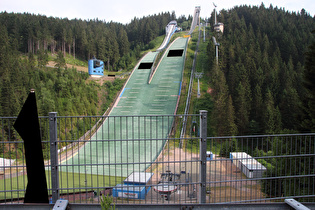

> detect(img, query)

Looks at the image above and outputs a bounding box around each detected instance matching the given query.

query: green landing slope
[61,38,189,177]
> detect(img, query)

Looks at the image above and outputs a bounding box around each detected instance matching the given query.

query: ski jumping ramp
[61,37,189,177]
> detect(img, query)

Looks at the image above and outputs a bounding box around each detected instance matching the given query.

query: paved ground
[104,152,264,204]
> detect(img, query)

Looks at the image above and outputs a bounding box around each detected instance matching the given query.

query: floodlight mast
[203,22,206,42]
[195,72,203,98]
[212,36,220,65]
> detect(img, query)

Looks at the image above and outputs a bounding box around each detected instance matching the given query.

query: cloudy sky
[1,0,314,24]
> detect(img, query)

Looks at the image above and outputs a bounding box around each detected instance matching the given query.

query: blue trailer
[113,172,153,199]
[88,58,104,77]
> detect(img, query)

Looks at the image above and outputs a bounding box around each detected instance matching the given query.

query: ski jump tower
[188,6,201,35]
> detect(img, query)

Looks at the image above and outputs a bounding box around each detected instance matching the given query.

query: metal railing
[0,112,314,205]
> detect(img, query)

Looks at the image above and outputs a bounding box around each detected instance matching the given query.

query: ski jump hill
[61,7,201,177]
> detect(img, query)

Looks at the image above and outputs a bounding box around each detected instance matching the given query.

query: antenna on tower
[213,2,217,25]
[213,2,224,33]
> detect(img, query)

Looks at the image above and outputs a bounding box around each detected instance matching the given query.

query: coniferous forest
[0,4,315,138]
[203,4,315,136]
[195,5,315,199]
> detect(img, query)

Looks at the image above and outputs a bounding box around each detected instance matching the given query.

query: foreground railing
[207,134,315,204]
[0,112,314,205]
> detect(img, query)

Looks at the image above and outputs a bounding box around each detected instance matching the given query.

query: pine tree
[206,39,215,71]
[0,24,13,116]
[263,89,282,134]
[234,82,250,135]
[251,84,264,134]
[118,27,129,57]
[303,32,315,131]
[211,67,229,136]
[54,51,66,69]
[225,95,238,136]
[97,37,107,63]
[37,49,49,68]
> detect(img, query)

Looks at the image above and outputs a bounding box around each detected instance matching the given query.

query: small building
[214,23,224,33]
[206,151,213,161]
[230,152,266,178]
[88,58,104,77]
[0,158,15,174]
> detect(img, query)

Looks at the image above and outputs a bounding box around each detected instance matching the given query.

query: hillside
[193,5,315,136]
[0,11,186,117]
[0,5,315,137]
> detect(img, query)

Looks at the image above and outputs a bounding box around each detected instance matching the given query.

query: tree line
[0,11,194,116]
[0,11,180,71]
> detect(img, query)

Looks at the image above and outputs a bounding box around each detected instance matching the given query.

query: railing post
[49,112,59,204]
[199,110,207,203]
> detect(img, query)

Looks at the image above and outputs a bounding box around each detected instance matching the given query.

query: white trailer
[230,152,266,178]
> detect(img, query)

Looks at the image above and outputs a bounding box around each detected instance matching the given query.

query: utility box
[123,172,153,186]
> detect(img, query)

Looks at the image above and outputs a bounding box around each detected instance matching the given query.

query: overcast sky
[1,0,314,24]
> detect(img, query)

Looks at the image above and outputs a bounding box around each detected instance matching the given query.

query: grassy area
[143,35,165,53]
[175,26,215,152]
[47,52,87,67]
[143,31,188,53]
[176,32,196,116]
[0,171,125,201]
[64,54,87,67]
[173,28,200,148]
